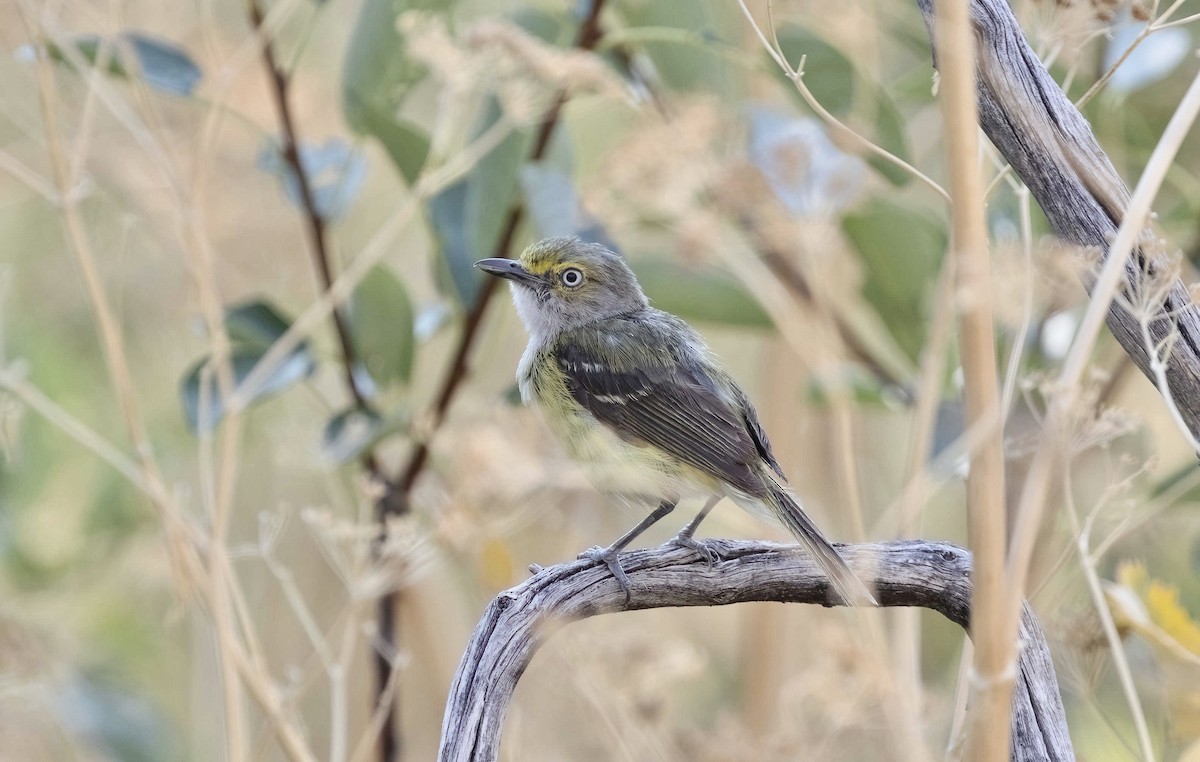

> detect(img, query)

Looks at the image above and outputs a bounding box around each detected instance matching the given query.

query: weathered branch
[919,0,1200,437]
[438,540,1073,762]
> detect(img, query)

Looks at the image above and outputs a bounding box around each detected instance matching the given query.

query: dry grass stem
[1062,471,1155,759]
[1008,63,1200,613]
[932,2,1012,761]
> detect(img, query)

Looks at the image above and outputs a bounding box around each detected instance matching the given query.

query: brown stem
[373,2,611,759]
[248,0,373,417]
[247,0,403,757]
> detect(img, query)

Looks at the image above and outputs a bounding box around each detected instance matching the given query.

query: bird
[475,236,875,606]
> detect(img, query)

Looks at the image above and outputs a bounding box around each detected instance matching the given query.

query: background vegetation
[2,0,1200,759]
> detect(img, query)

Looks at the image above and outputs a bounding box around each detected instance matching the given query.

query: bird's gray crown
[504,237,649,341]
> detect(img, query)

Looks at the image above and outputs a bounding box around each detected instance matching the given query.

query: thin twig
[735,0,951,203]
[245,1,411,757]
[1062,471,1155,759]
[246,0,380,436]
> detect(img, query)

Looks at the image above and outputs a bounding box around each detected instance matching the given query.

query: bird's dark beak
[475,258,540,286]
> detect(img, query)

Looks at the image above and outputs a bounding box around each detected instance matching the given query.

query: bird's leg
[578,499,677,603]
[669,496,723,565]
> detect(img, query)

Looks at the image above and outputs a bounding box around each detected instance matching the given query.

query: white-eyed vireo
[476,237,874,606]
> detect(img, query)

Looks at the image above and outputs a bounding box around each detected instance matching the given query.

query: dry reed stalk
[930,2,1012,761]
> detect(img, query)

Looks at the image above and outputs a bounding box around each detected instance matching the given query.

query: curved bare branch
[438,540,1073,762]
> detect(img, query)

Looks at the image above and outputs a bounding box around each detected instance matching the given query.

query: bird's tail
[765,486,877,607]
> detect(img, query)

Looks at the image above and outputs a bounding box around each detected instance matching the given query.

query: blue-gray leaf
[41,33,202,97]
[181,347,314,432]
[257,138,367,222]
[322,407,384,464]
[519,162,620,251]
[124,33,202,96]
[748,108,866,216]
[1103,18,1189,94]
[428,99,529,306]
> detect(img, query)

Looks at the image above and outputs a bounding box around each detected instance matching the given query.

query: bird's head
[475,237,647,340]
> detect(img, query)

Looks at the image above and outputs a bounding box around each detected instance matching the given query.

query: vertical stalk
[932,3,1012,761]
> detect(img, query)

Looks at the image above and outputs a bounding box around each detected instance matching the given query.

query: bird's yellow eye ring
[560,267,585,289]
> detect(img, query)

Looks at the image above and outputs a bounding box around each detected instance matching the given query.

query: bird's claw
[577,545,632,603]
[670,534,722,566]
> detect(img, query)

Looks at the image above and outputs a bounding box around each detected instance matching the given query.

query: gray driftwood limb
[919,0,1200,436]
[438,540,1073,761]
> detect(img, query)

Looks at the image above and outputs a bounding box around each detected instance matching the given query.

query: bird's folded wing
[555,341,765,495]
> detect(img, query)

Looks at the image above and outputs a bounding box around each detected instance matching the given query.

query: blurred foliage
[843,198,946,361]
[179,300,315,431]
[3,0,1200,759]
[45,32,202,96]
[1109,562,1200,741]
[428,99,531,306]
[342,0,438,182]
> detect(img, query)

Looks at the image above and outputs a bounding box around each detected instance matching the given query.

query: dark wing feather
[556,340,768,496]
[733,385,786,481]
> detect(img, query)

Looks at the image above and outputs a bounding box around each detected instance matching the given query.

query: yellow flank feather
[530,357,722,501]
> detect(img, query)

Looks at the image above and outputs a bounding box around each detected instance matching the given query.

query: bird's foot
[577,545,632,603]
[669,534,722,566]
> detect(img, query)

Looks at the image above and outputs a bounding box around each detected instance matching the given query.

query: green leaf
[428,99,530,306]
[866,86,912,186]
[510,7,568,44]
[503,384,523,406]
[349,266,416,388]
[48,36,129,77]
[180,347,315,432]
[775,25,855,116]
[634,260,771,328]
[615,1,744,95]
[804,365,890,406]
[359,110,430,185]
[225,300,292,349]
[842,198,945,360]
[342,0,442,183]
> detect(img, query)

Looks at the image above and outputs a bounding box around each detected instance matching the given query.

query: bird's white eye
[560,267,585,289]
